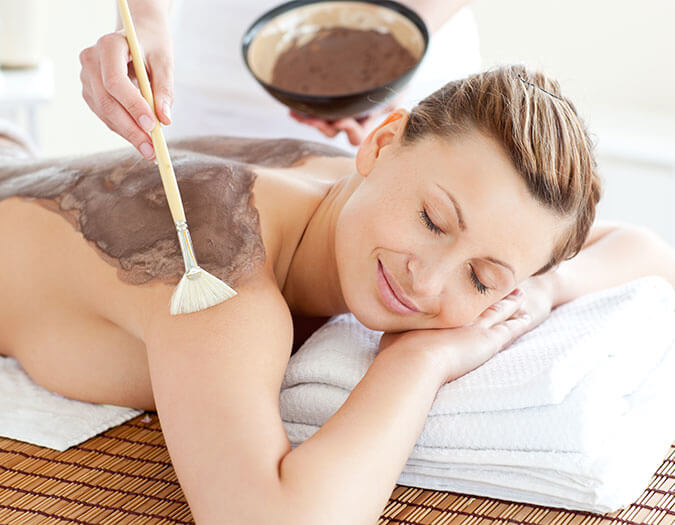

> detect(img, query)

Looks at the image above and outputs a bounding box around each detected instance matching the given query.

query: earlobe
[355,109,409,178]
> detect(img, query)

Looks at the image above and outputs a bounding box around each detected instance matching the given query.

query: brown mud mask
[0,136,350,287]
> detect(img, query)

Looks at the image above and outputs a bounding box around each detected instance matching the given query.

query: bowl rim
[241,0,430,101]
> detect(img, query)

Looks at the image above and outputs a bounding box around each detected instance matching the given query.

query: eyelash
[418,208,489,295]
[470,267,489,295]
[418,209,442,235]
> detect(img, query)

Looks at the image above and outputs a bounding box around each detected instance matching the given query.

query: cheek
[334,200,372,303]
[436,293,491,328]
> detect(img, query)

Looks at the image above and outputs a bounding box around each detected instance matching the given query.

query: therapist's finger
[147,51,174,125]
[80,55,155,160]
[333,118,367,145]
[289,111,339,137]
[98,32,157,136]
[83,72,155,159]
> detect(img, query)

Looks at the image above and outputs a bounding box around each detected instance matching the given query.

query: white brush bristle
[170,268,237,315]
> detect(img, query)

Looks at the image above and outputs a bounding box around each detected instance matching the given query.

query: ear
[355,108,409,177]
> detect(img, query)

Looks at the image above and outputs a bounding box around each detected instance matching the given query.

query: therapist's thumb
[147,53,174,125]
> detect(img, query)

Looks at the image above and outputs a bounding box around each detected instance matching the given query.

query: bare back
[0,136,353,408]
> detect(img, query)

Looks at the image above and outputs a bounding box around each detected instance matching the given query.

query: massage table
[1,413,673,524]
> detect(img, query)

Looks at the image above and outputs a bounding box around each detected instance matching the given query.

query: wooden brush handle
[117,0,186,223]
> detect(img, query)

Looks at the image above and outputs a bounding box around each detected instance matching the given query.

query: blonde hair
[402,65,601,274]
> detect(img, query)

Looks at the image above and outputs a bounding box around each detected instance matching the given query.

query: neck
[282,171,363,317]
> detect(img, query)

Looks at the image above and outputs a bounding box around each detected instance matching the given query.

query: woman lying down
[0,65,673,524]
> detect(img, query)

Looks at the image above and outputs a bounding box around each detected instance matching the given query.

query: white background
[5,0,675,243]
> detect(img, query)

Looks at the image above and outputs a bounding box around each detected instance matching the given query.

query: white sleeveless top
[167,0,481,149]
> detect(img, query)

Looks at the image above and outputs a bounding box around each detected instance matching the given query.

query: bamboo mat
[0,414,673,524]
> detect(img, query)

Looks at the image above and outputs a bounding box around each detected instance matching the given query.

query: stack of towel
[280,276,675,514]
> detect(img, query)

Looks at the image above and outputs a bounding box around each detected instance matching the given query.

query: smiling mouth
[376,259,419,315]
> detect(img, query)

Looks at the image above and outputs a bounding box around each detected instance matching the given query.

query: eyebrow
[435,183,516,277]
[486,256,516,277]
[436,183,466,231]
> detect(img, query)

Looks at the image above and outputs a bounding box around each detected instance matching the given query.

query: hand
[289,92,405,146]
[378,276,557,385]
[79,19,174,160]
[289,111,381,146]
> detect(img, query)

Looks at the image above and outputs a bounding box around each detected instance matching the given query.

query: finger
[294,115,340,137]
[289,110,311,123]
[89,76,155,159]
[334,118,367,145]
[100,98,156,160]
[147,51,174,125]
[472,289,523,328]
[81,71,152,160]
[491,312,533,350]
[98,33,157,135]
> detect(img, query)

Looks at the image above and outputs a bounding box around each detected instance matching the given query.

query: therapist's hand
[79,19,174,160]
[289,93,404,146]
[290,110,385,146]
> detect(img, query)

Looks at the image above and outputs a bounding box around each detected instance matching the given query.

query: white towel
[0,357,142,451]
[283,342,675,513]
[281,276,675,413]
[280,276,675,514]
[281,308,673,453]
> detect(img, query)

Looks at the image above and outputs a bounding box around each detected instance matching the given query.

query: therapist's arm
[115,0,173,30]
[399,0,474,33]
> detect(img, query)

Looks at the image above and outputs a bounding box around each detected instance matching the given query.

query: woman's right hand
[79,16,174,160]
[378,288,544,385]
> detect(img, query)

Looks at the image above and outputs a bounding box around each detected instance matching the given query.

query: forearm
[279,344,443,525]
[116,0,172,31]
[399,0,473,33]
[550,224,675,307]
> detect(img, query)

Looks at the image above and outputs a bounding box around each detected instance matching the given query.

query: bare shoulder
[144,270,293,356]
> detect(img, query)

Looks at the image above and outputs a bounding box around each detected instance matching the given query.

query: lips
[377,259,420,314]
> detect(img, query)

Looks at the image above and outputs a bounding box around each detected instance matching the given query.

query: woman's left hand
[377,273,559,385]
[492,272,557,331]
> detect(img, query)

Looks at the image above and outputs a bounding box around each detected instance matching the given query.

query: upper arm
[581,220,621,249]
[144,274,293,524]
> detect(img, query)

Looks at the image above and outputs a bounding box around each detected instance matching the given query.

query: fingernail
[139,142,154,159]
[139,114,155,133]
[163,102,172,121]
[512,288,523,297]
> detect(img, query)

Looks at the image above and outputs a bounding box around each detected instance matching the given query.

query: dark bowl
[242,0,429,121]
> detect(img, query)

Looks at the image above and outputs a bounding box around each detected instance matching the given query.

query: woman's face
[335,122,567,333]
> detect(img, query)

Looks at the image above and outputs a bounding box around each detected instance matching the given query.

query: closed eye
[419,208,490,294]
[419,209,442,235]
[469,266,489,295]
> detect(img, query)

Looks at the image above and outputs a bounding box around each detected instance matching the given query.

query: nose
[407,253,452,299]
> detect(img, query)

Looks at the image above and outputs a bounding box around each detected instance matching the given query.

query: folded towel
[283,340,675,513]
[282,276,675,414]
[0,357,142,451]
[280,277,675,513]
[281,309,673,454]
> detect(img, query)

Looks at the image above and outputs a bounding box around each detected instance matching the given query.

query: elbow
[190,482,315,525]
